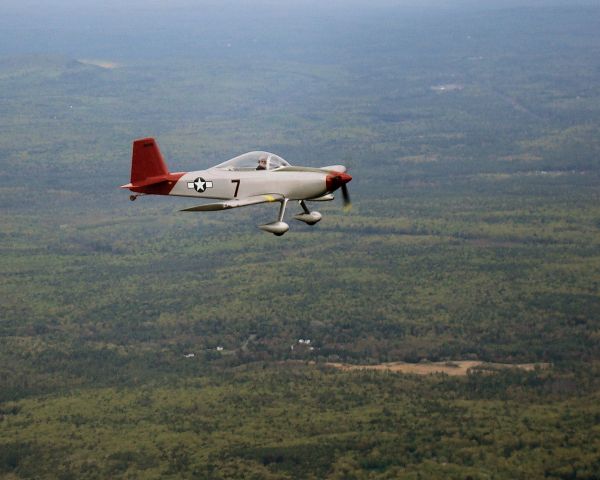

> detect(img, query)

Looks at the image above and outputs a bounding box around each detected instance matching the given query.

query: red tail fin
[131,137,169,183]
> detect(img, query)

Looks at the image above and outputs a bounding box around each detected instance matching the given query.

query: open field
[325,361,552,376]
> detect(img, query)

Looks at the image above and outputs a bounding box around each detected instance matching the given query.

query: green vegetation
[1,3,600,478]
[2,366,599,479]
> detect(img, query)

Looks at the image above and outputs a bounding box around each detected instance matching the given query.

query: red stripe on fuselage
[128,172,185,195]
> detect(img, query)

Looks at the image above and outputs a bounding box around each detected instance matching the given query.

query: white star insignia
[194,179,206,191]
[187,177,213,192]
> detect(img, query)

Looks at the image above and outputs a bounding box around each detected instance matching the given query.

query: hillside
[1,3,599,478]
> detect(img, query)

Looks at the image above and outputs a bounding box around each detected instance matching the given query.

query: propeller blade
[341,184,351,210]
[325,171,352,210]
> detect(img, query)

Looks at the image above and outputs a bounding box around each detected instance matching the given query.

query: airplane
[121,138,352,235]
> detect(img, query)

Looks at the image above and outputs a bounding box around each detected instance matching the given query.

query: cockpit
[214,151,290,171]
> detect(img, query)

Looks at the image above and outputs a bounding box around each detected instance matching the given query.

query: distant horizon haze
[1,0,598,60]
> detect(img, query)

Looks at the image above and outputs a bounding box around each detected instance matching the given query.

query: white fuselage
[170,168,328,201]
[124,139,352,235]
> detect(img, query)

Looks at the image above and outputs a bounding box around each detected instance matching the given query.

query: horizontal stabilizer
[181,194,284,212]
[120,173,184,189]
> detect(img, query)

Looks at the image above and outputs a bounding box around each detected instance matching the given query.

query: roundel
[192,177,208,192]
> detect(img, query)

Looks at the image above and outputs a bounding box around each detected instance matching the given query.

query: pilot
[256,155,268,170]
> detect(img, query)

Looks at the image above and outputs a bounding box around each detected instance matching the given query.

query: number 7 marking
[231,179,240,197]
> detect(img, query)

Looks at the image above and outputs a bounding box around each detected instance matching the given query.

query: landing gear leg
[278,198,288,222]
[300,200,310,215]
[259,198,290,236]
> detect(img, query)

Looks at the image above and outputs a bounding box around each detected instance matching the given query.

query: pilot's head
[258,155,268,169]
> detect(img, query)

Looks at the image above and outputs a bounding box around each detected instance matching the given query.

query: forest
[1,2,599,478]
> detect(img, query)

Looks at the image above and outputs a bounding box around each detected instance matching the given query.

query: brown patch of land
[78,59,120,69]
[325,360,550,376]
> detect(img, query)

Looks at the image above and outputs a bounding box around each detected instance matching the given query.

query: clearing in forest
[325,360,550,376]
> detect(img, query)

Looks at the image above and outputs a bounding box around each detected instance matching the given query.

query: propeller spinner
[326,172,352,208]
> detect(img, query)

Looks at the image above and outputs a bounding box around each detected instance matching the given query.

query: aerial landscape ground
[0,1,599,478]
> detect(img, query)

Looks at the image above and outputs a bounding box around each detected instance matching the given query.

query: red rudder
[131,137,169,183]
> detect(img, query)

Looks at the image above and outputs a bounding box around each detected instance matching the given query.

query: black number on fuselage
[231,179,240,197]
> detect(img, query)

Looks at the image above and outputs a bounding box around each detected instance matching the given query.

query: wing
[180,194,284,212]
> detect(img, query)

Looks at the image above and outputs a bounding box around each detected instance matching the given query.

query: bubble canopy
[214,151,290,171]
